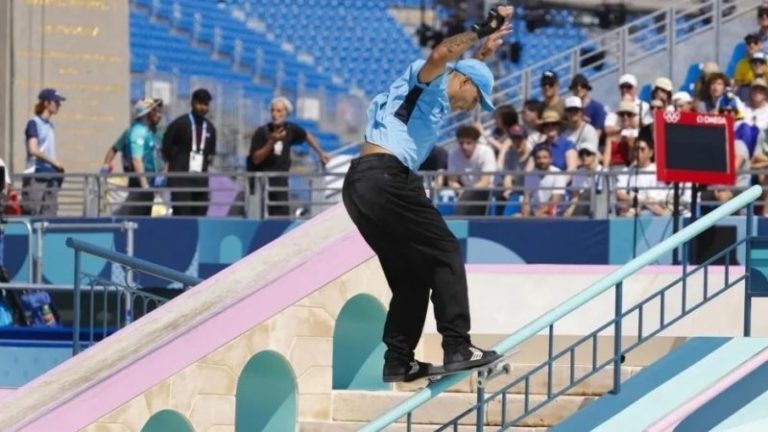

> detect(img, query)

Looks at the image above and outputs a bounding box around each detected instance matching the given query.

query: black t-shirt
[161,113,217,173]
[419,146,448,171]
[248,121,307,172]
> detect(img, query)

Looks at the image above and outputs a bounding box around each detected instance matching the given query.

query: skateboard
[423,351,518,387]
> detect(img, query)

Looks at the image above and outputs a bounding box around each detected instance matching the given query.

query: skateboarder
[342,6,513,382]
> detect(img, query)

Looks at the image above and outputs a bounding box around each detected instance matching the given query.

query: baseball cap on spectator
[672,91,693,104]
[564,96,582,110]
[133,97,161,119]
[508,124,527,139]
[751,52,767,63]
[753,78,768,89]
[617,100,639,115]
[540,109,561,126]
[653,77,674,93]
[453,59,496,111]
[38,88,66,102]
[569,73,592,90]
[540,70,559,85]
[619,74,638,88]
[576,139,599,155]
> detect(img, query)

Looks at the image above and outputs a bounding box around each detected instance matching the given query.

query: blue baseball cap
[452,59,495,112]
[38,88,66,102]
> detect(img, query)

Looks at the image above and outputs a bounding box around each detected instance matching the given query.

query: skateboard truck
[477,361,512,388]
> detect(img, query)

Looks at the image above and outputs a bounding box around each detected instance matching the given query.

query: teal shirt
[128,122,157,174]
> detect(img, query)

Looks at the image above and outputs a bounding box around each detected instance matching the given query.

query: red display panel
[653,110,736,186]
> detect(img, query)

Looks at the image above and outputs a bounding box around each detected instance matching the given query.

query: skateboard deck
[423,351,518,387]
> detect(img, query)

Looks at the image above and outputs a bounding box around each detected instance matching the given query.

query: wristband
[472,8,505,38]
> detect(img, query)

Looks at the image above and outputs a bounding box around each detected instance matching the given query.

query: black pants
[170,177,209,217]
[342,154,471,363]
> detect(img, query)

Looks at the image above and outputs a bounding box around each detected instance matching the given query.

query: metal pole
[667,7,675,82]
[476,371,485,432]
[714,0,721,66]
[673,183,681,264]
[745,202,754,336]
[612,282,623,395]
[73,250,82,355]
[124,222,136,325]
[34,222,46,284]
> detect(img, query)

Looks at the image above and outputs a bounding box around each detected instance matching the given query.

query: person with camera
[22,89,66,216]
[248,96,330,217]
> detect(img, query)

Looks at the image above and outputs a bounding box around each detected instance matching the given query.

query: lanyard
[189,113,207,154]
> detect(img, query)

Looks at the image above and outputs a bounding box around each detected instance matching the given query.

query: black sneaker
[383,359,433,383]
[443,344,502,372]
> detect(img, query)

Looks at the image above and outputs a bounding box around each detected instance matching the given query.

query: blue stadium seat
[727,42,747,77]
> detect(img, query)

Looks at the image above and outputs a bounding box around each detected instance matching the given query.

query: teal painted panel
[236,351,296,432]
[333,294,388,390]
[141,410,194,432]
[0,346,71,387]
[750,249,768,260]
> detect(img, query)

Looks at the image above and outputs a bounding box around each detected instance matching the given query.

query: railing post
[745,203,754,336]
[476,371,486,431]
[34,222,46,284]
[124,222,136,325]
[745,236,753,337]
[714,0,721,66]
[73,250,82,356]
[619,27,627,74]
[612,281,623,395]
[667,7,675,82]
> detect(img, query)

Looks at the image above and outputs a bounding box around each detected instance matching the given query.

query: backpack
[0,299,14,327]
[20,290,59,327]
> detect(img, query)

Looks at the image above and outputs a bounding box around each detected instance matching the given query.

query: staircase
[360,186,762,431]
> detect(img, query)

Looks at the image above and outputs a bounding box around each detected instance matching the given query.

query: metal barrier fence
[66,238,202,354]
[9,169,768,219]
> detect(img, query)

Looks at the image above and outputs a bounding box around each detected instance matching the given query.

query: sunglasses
[747,39,761,46]
[578,150,595,157]
[541,82,556,88]
[619,84,634,90]
[618,112,636,118]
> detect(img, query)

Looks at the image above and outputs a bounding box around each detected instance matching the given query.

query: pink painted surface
[644,347,768,432]
[23,230,372,432]
[0,388,15,403]
[466,264,743,275]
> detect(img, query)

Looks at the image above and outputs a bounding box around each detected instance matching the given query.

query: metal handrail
[65,238,202,288]
[361,184,762,431]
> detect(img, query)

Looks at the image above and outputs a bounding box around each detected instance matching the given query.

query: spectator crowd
[7,4,768,219]
[418,4,768,218]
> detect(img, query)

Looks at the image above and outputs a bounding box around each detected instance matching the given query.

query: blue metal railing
[66,238,203,355]
[361,184,762,432]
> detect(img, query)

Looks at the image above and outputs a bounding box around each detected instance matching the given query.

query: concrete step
[300,420,546,432]
[395,364,641,396]
[332,390,594,427]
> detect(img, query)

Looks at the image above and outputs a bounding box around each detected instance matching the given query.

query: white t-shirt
[448,144,496,187]
[744,104,768,130]
[524,165,568,207]
[564,122,599,151]
[616,162,667,203]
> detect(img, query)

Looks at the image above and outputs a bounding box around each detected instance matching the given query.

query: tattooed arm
[418,6,513,84]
